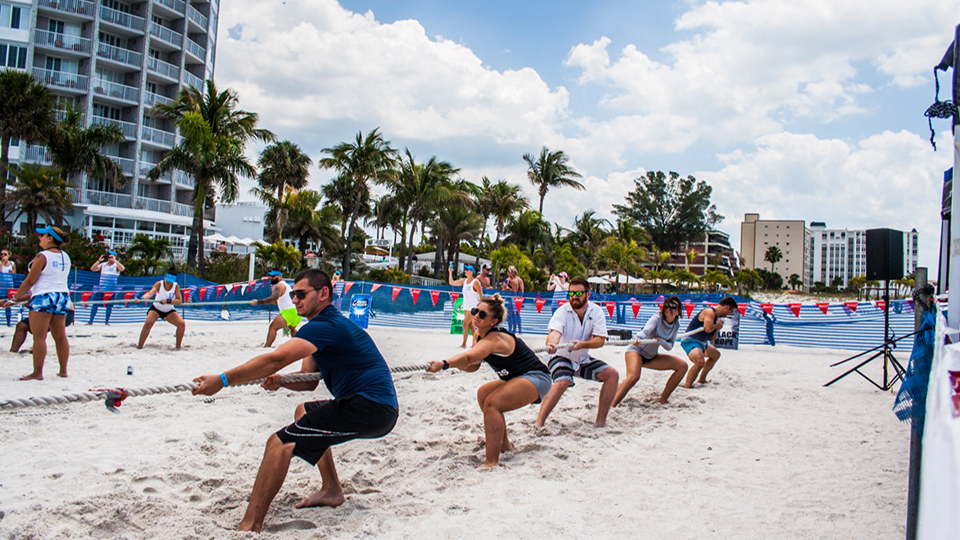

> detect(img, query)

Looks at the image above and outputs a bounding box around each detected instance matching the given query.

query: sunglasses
[289,288,321,300]
[568,290,587,298]
[665,304,681,311]
[469,307,489,320]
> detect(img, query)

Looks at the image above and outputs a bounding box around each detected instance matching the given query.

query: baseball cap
[559,271,568,278]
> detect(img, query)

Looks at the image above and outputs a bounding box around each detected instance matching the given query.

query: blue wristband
[219,373,228,387]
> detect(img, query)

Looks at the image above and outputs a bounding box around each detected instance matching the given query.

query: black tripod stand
[825,281,910,390]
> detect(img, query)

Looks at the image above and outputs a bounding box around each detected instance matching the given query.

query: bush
[368,267,409,284]
[204,252,251,284]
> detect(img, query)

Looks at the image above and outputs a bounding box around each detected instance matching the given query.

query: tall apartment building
[1,0,219,258]
[666,229,739,277]
[740,213,813,289]
[809,222,919,288]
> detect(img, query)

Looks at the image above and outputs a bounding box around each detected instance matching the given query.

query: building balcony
[108,155,135,175]
[182,71,203,90]
[91,116,137,139]
[33,68,89,93]
[187,5,208,30]
[134,196,172,213]
[138,161,172,182]
[96,42,143,68]
[153,0,186,15]
[172,169,194,188]
[37,0,95,19]
[150,22,182,47]
[91,79,139,103]
[184,38,205,61]
[141,125,176,147]
[21,145,53,165]
[173,201,193,217]
[144,91,172,109]
[99,6,146,34]
[34,29,93,55]
[146,56,180,80]
[66,186,80,202]
[54,108,82,123]
[84,189,132,208]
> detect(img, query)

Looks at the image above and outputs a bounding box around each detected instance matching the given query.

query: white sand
[0,321,908,539]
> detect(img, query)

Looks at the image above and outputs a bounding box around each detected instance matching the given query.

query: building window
[0,44,27,69]
[0,5,22,29]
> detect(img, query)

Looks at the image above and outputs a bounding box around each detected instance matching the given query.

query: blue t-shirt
[294,304,398,409]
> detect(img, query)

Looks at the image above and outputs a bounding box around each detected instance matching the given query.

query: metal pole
[947,23,960,329]
[905,267,927,540]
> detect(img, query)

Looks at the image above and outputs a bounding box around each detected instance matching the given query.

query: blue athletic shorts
[29,292,71,316]
[681,338,707,356]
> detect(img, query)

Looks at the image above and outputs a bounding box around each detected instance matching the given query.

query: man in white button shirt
[536,276,619,428]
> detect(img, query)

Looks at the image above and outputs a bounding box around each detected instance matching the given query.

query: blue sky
[217,0,959,273]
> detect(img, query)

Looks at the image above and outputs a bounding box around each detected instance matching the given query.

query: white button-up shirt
[547,301,608,369]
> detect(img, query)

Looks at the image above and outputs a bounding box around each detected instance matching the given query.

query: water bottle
[127,365,133,376]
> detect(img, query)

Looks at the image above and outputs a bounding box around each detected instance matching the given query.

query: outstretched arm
[262,355,320,392]
[426,334,502,372]
[448,266,465,286]
[251,282,285,306]
[194,337,319,395]
[140,282,161,301]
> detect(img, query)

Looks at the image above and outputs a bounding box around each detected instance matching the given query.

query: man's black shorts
[276,395,398,465]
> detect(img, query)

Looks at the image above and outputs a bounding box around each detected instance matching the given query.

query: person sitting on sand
[10,296,74,353]
[536,276,619,428]
[192,269,398,534]
[426,294,551,469]
[136,267,186,350]
[680,297,737,388]
[612,296,687,407]
[4,226,72,381]
[449,264,483,348]
[250,269,302,347]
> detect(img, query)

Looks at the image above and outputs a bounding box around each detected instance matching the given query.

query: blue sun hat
[164,273,177,283]
[35,226,63,242]
[267,270,283,276]
[464,265,475,273]
[108,250,117,256]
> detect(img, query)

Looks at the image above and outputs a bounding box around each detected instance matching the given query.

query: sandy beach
[0,321,908,539]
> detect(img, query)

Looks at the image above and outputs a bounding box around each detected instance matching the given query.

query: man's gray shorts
[546,356,613,387]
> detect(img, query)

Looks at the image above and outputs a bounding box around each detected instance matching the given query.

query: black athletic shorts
[148,305,175,320]
[276,394,398,466]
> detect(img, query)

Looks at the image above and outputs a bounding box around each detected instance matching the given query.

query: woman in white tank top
[4,226,72,381]
[137,267,186,349]
[448,264,484,348]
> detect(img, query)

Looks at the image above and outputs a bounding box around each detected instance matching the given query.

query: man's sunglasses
[289,288,321,300]
[469,307,489,320]
[567,290,587,298]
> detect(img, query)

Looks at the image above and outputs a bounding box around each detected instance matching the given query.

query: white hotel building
[809,222,919,288]
[1,0,220,257]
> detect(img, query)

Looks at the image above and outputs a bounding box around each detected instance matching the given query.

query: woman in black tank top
[427,294,549,469]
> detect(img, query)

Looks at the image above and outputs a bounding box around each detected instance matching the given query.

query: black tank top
[685,307,714,342]
[478,327,549,381]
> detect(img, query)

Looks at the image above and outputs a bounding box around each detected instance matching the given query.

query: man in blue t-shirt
[193,269,398,534]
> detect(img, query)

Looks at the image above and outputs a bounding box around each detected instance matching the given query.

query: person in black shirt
[427,294,550,469]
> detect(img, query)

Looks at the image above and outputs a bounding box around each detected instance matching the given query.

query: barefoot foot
[478,462,499,470]
[501,440,514,453]
[57,371,68,378]
[19,373,42,381]
[295,489,345,509]
[593,420,607,428]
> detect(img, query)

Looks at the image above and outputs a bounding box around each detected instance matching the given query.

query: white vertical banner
[949,124,960,329]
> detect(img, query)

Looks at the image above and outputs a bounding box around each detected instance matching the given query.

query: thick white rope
[6,299,277,308]
[528,328,703,355]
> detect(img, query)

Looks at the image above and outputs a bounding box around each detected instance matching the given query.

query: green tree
[283,189,338,255]
[702,269,731,292]
[523,146,584,214]
[506,209,551,254]
[434,205,482,271]
[733,269,762,295]
[488,179,528,248]
[256,242,301,275]
[612,170,721,253]
[254,141,312,240]
[597,237,645,289]
[0,68,56,221]
[757,268,783,290]
[489,244,534,284]
[46,104,126,188]
[1,163,73,232]
[319,128,398,278]
[124,233,173,276]
[570,210,611,270]
[151,80,274,273]
[553,243,586,278]
[788,273,803,290]
[764,245,783,273]
[672,268,700,293]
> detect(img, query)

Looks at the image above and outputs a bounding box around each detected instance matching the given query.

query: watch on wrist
[442,360,450,370]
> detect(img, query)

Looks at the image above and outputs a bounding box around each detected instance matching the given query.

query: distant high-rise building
[3,0,219,258]
[740,213,813,289]
[809,223,918,288]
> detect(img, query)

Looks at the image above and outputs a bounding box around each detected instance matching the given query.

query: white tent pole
[248,252,255,282]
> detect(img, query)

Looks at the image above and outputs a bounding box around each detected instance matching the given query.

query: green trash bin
[450,297,464,334]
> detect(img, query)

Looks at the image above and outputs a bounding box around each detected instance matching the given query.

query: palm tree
[733,269,762,296]
[488,179,528,249]
[318,128,398,278]
[506,209,550,254]
[472,176,496,267]
[434,205,482,271]
[571,210,610,271]
[702,269,731,292]
[0,68,56,220]
[1,163,73,231]
[522,146,584,214]
[685,248,699,271]
[256,242,301,275]
[788,273,803,291]
[673,269,700,293]
[597,237,645,290]
[764,245,783,273]
[283,189,338,255]
[46,104,126,188]
[255,141,312,239]
[126,233,173,275]
[151,79,274,273]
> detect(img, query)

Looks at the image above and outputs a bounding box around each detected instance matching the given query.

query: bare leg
[47,314,69,377]
[294,448,346,508]
[460,312,474,348]
[238,434,296,533]
[535,380,570,428]
[137,311,160,349]
[594,367,619,427]
[642,355,689,404]
[478,379,538,468]
[612,353,643,407]
[684,348,705,388]
[166,312,186,349]
[698,345,721,384]
[265,315,285,347]
[10,322,29,352]
[21,311,52,380]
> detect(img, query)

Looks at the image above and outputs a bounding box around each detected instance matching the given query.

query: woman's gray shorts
[516,371,553,404]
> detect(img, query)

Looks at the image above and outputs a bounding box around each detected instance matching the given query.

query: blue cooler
[349,294,372,329]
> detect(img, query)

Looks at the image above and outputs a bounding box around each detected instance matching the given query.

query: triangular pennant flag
[875,300,886,311]
[371,284,382,293]
[905,299,915,310]
[816,302,830,314]
[558,299,568,308]
[183,289,192,302]
[124,291,135,306]
[684,303,695,318]
[6,288,15,299]
[708,302,719,308]
[248,280,255,287]
[81,291,93,306]
[449,292,460,301]
[737,304,747,316]
[844,301,858,312]
[216,285,225,298]
[631,302,641,319]
[232,283,240,294]
[241,284,249,296]
[198,287,208,300]
[102,292,115,304]
[605,301,616,319]
[788,303,801,317]
[430,290,440,307]
[514,297,524,313]
[391,286,402,301]
[656,302,663,312]
[411,288,421,304]
[535,298,547,313]
[760,303,774,315]
[344,282,354,295]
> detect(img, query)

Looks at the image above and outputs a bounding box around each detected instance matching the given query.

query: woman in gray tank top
[611,296,689,406]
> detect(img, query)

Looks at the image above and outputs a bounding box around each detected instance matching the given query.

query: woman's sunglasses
[568,290,586,298]
[665,304,681,311]
[289,288,321,300]
[469,307,488,320]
